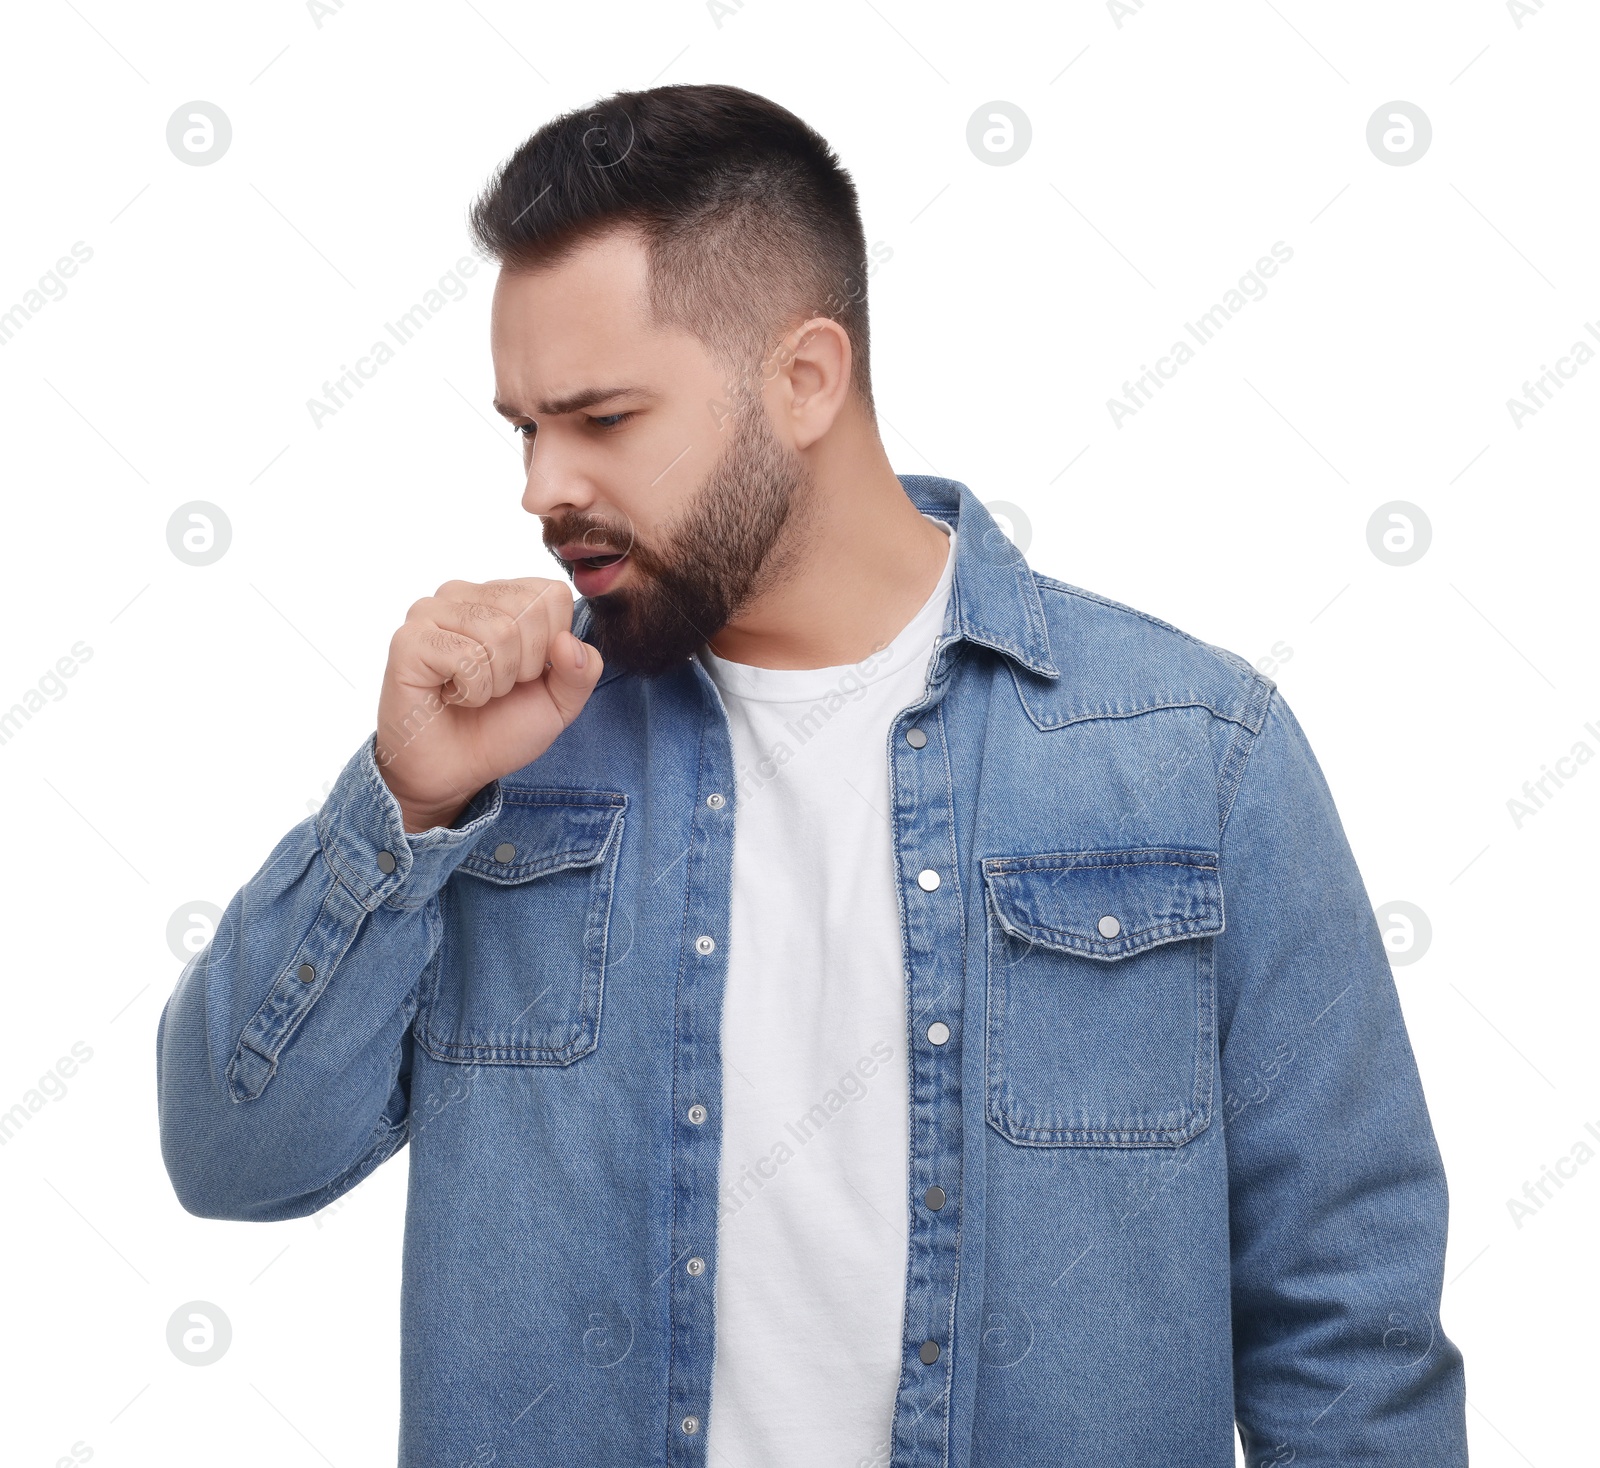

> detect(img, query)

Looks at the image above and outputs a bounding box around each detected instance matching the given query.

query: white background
[1,1,1594,1463]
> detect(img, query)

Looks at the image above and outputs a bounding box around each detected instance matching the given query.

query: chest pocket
[418,790,627,1066]
[982,847,1221,1147]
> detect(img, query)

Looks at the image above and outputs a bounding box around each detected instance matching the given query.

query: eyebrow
[493,385,659,419]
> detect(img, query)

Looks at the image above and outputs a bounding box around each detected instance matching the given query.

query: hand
[374,578,603,832]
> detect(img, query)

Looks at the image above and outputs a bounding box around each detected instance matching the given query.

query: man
[156,83,1468,1465]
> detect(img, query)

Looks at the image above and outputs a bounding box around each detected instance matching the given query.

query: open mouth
[576,552,626,569]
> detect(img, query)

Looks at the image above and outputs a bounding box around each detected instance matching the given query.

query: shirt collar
[900,473,1059,680]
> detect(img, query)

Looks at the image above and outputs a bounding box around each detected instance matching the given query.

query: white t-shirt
[697,515,957,1468]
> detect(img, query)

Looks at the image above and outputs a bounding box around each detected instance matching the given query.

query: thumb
[543,626,604,724]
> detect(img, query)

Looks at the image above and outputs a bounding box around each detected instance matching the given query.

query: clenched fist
[374,577,604,832]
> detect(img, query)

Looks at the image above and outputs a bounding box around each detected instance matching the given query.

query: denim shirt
[156,474,1468,1466]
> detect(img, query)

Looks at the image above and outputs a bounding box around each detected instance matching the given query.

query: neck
[704,436,951,670]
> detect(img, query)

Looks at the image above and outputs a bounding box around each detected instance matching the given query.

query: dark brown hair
[467,83,875,411]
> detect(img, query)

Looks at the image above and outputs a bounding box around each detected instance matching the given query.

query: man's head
[470,83,876,676]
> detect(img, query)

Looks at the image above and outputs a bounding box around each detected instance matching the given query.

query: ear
[769,315,853,451]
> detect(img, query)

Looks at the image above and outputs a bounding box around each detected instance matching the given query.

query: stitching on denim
[931,694,962,1468]
[457,797,627,882]
[416,820,621,1065]
[984,890,1215,1148]
[1217,681,1277,843]
[664,687,718,1462]
[229,862,360,1097]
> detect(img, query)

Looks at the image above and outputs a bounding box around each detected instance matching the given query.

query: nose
[519,431,596,519]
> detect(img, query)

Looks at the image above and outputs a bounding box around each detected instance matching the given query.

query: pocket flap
[459,789,627,884]
[981,847,1222,960]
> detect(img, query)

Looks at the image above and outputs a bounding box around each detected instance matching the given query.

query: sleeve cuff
[314,731,504,911]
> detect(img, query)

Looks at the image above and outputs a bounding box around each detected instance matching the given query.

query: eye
[514,423,535,439]
[589,411,635,430]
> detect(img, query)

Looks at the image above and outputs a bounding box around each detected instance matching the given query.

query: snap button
[707,792,725,808]
[926,1021,950,1045]
[695,935,716,955]
[375,850,396,874]
[1098,914,1122,939]
[917,869,940,892]
[905,727,927,748]
[686,1256,705,1275]
[494,842,517,863]
[688,1104,707,1125]
[297,963,315,984]
[681,1415,700,1435]
[919,1340,940,1364]
[924,1185,946,1211]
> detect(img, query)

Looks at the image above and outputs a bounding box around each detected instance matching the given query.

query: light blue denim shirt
[156,474,1467,1465]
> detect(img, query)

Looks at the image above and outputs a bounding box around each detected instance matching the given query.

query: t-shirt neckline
[699,515,955,704]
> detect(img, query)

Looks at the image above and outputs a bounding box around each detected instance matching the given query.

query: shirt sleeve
[155,731,502,1221]
[1215,687,1468,1463]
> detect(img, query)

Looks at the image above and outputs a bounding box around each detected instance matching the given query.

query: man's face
[490,228,816,677]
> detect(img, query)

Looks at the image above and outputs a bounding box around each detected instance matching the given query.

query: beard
[544,395,816,678]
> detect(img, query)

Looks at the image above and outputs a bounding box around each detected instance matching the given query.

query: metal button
[681,1415,700,1435]
[375,850,396,874]
[707,792,725,808]
[917,869,940,892]
[1097,914,1122,939]
[905,727,927,748]
[919,1340,940,1364]
[688,1104,707,1125]
[927,1021,950,1046]
[924,1185,946,1211]
[297,963,316,984]
[494,842,517,863]
[686,1256,705,1276]
[695,935,716,955]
